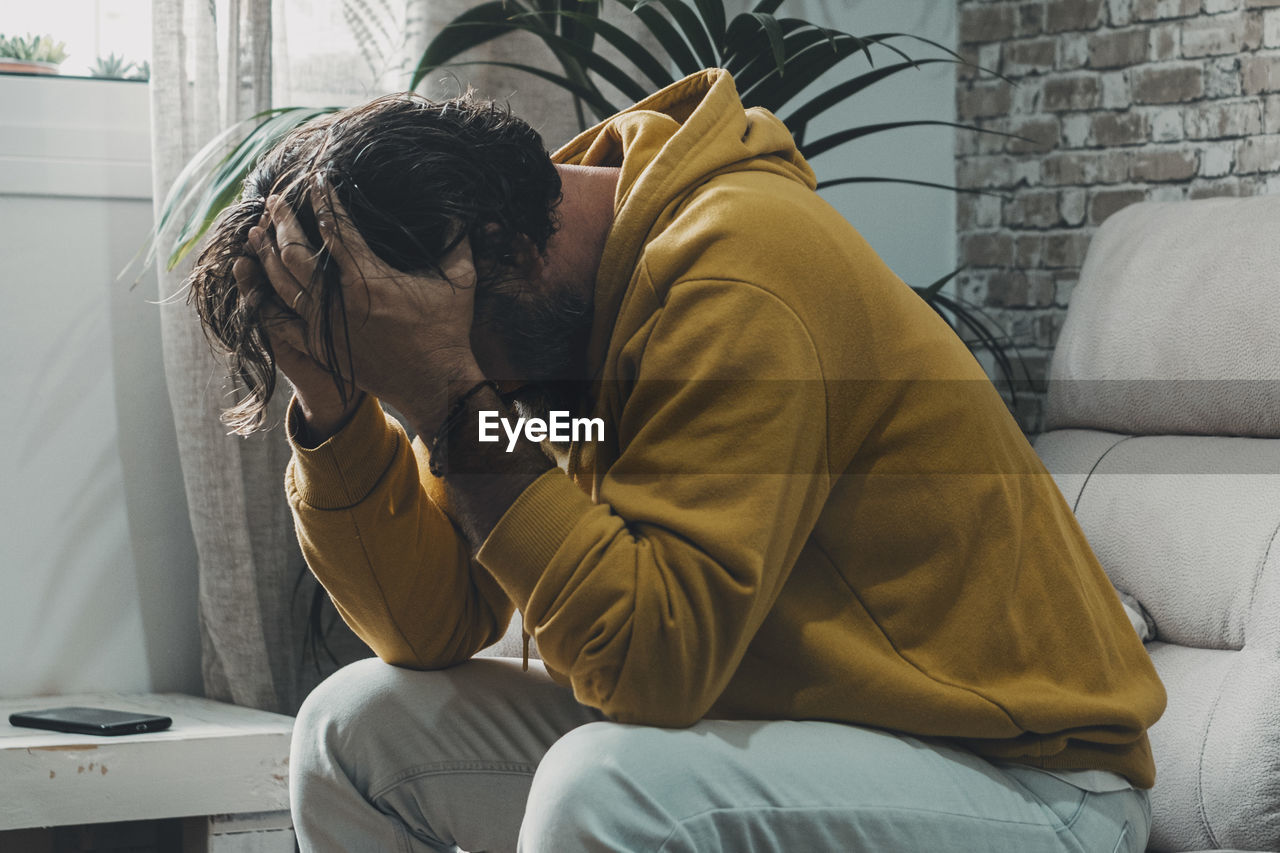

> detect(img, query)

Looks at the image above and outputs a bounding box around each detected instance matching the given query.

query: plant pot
[0,58,61,75]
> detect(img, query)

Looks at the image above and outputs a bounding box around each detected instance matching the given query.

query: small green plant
[0,33,69,64]
[129,59,151,82]
[90,53,135,79]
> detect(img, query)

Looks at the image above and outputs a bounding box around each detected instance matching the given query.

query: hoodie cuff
[476,468,595,609]
[286,394,401,510]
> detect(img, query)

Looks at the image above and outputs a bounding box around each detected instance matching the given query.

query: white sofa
[1035,194,1280,852]
[482,195,1280,850]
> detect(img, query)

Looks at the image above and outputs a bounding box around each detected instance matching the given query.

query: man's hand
[246,181,486,438]
[242,180,551,541]
[232,253,365,444]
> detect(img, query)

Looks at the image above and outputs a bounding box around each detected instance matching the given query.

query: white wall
[0,74,201,698]
[784,0,958,290]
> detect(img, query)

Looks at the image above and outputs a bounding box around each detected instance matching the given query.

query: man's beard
[473,276,594,422]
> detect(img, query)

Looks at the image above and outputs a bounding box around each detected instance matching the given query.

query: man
[191,69,1165,851]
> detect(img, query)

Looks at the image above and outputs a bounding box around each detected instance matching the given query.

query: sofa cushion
[1045,196,1280,438]
[1143,644,1280,851]
[1036,431,1280,652]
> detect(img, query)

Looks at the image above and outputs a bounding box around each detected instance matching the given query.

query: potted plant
[90,53,136,80]
[0,33,69,75]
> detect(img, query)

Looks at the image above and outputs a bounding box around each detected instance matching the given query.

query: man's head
[189,91,586,434]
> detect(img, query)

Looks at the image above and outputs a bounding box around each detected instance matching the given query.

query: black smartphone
[8,706,173,736]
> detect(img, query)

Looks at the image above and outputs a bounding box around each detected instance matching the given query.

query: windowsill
[0,70,148,82]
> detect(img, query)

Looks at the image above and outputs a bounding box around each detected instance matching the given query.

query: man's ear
[477,223,543,279]
[508,233,545,279]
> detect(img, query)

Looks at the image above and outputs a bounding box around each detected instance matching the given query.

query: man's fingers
[309,176,375,276]
[437,233,478,290]
[232,256,263,305]
[235,252,309,354]
[265,194,321,283]
[260,305,311,356]
[248,224,310,317]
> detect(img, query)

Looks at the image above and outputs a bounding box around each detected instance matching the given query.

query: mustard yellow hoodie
[286,70,1166,787]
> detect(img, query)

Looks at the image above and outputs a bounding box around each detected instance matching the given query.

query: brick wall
[955,0,1280,432]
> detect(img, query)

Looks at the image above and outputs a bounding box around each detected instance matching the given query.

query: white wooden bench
[0,693,295,851]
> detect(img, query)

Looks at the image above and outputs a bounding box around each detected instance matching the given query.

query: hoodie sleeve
[476,279,831,725]
[285,393,514,668]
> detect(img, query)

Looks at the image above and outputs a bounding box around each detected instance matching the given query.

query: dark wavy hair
[187,91,563,434]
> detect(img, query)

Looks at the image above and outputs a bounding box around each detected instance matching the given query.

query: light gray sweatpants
[290,657,1151,852]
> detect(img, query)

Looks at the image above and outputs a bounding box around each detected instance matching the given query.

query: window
[2,0,151,79]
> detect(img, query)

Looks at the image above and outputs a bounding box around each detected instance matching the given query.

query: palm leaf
[803,120,1033,161]
[487,18,652,102]
[549,0,601,128]
[785,59,958,132]
[920,292,1008,379]
[151,120,262,253]
[722,15,809,81]
[633,0,718,68]
[411,0,531,91]
[688,0,725,50]
[867,31,1012,83]
[166,107,337,268]
[145,106,336,272]
[528,9,675,90]
[925,291,1037,402]
[446,59,621,119]
[556,0,599,58]
[167,174,248,268]
[614,0,702,76]
[741,32,892,114]
[174,108,328,240]
[723,12,786,76]
[787,49,1012,136]
[732,26,877,99]
[917,266,962,301]
[129,119,254,281]
[817,176,1004,197]
[412,0,607,130]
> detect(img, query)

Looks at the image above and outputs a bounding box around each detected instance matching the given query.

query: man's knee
[293,656,540,781]
[292,657,403,773]
[292,655,476,781]
[521,722,681,851]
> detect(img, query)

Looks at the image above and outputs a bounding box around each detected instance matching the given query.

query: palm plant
[146,0,1030,397]
[409,0,1032,394]
[413,0,992,194]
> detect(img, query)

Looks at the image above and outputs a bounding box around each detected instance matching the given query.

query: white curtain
[149,0,372,714]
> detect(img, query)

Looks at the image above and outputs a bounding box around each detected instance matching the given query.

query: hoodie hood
[552,69,816,378]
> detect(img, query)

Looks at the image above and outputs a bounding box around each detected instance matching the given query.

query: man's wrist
[292,389,367,449]
[396,355,489,441]
[436,386,555,547]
